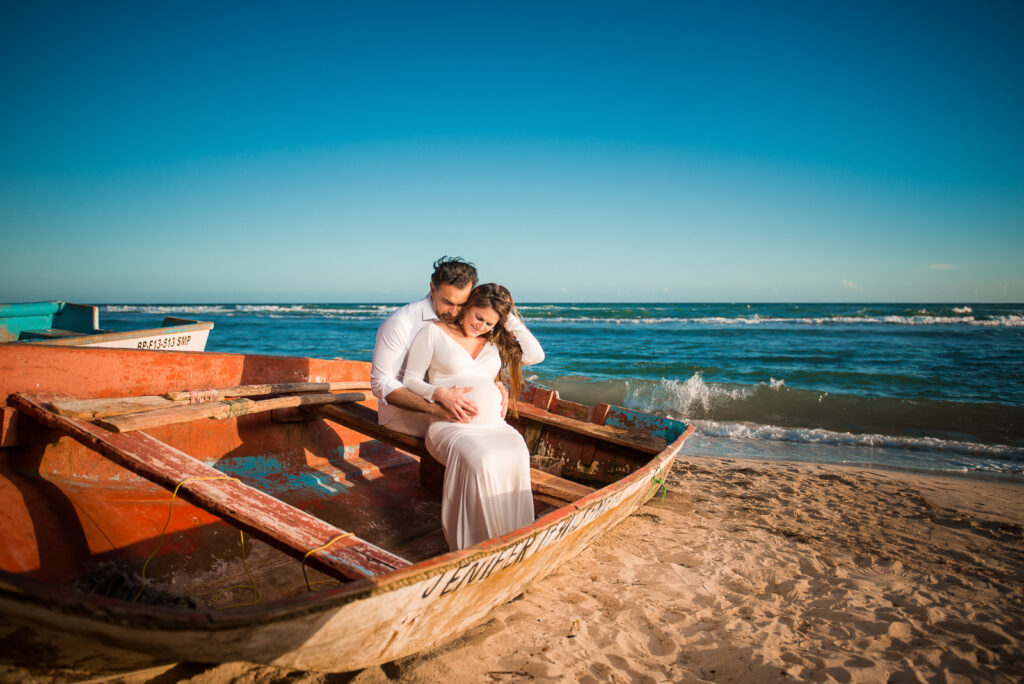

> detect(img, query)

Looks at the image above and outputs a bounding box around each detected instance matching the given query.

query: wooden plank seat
[11,393,410,582]
[310,403,596,507]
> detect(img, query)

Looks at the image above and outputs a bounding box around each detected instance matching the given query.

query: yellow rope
[211,530,262,609]
[133,476,240,603]
[301,533,355,592]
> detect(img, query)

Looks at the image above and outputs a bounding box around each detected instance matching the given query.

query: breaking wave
[689,419,1023,461]
[542,373,1024,473]
[527,314,1024,327]
[100,303,1024,327]
[103,304,399,319]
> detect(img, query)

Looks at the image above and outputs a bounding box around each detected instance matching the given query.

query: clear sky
[2,1,1022,303]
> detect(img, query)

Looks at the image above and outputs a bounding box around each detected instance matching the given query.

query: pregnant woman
[403,283,545,550]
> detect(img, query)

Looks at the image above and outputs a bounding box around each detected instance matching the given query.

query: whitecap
[623,374,756,416]
[688,419,1024,461]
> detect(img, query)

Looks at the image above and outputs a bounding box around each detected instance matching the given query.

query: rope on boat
[649,468,668,502]
[134,476,241,604]
[187,389,219,404]
[223,398,252,418]
[211,530,262,610]
[301,533,355,592]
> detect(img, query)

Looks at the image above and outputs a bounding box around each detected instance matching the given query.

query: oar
[50,381,371,419]
[96,391,371,433]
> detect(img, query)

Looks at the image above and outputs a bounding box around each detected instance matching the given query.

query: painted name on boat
[136,334,193,350]
[421,492,620,599]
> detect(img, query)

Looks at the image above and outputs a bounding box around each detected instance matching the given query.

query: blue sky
[2,1,1022,303]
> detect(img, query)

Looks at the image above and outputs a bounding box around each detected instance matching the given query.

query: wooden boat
[0,301,213,351]
[0,343,692,675]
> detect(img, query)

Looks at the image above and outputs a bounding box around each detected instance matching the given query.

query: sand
[4,455,1022,683]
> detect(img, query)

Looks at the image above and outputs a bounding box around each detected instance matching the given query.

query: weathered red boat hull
[0,344,692,673]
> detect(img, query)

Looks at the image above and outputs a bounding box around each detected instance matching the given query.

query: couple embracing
[370,257,545,551]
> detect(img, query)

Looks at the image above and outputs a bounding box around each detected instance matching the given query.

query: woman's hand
[433,385,478,422]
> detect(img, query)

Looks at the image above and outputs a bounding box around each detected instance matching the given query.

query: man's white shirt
[370,295,438,426]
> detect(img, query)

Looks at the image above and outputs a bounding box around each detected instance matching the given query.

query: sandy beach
[4,454,1022,684]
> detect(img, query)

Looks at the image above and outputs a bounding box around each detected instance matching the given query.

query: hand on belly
[448,376,502,424]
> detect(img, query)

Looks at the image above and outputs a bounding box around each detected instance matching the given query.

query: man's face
[429,282,472,323]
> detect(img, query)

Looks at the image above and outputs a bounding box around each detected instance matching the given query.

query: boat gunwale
[20,320,214,347]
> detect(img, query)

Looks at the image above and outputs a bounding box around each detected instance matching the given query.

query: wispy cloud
[929,264,957,271]
[842,279,857,289]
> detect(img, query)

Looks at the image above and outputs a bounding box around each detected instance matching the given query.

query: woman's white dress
[404,322,544,550]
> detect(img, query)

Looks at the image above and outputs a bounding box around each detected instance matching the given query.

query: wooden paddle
[95,391,371,433]
[50,381,371,419]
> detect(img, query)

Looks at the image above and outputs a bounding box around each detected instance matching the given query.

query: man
[370,256,483,436]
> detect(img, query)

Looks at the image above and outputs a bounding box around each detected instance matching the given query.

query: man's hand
[433,385,478,423]
[496,382,509,418]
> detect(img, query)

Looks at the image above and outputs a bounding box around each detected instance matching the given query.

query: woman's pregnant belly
[439,374,502,425]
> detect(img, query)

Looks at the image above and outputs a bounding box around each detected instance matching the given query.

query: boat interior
[0,350,672,613]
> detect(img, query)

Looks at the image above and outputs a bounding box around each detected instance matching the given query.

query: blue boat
[0,301,213,351]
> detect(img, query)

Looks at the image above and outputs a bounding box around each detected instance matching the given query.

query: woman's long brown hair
[453,283,525,417]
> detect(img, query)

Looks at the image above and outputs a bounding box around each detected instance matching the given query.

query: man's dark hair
[431,256,478,289]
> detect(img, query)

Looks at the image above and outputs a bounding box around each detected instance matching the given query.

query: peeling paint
[216,454,351,495]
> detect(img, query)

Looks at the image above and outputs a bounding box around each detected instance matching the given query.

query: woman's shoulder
[411,321,441,343]
[433,320,467,341]
[430,321,452,338]
[416,320,455,343]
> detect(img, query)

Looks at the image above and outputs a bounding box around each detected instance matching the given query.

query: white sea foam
[103,304,398,318]
[623,373,779,415]
[532,316,689,324]
[103,304,233,315]
[528,314,1024,327]
[239,304,398,318]
[619,375,1024,469]
[689,419,1024,461]
[234,304,311,313]
[103,305,1023,326]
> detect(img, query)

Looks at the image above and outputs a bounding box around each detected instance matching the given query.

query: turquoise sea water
[103,303,1024,481]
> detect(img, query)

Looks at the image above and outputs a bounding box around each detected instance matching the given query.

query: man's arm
[370,312,475,418]
[382,386,450,418]
[370,315,413,407]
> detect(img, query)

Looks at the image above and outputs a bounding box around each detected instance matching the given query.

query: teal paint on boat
[0,301,70,341]
[0,302,101,341]
[0,301,62,318]
[605,405,688,445]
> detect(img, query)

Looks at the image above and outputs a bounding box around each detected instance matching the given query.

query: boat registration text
[137,335,192,350]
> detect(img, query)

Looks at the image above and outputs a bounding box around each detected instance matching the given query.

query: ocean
[103,302,1024,481]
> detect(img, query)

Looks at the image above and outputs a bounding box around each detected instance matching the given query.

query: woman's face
[461,305,500,338]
